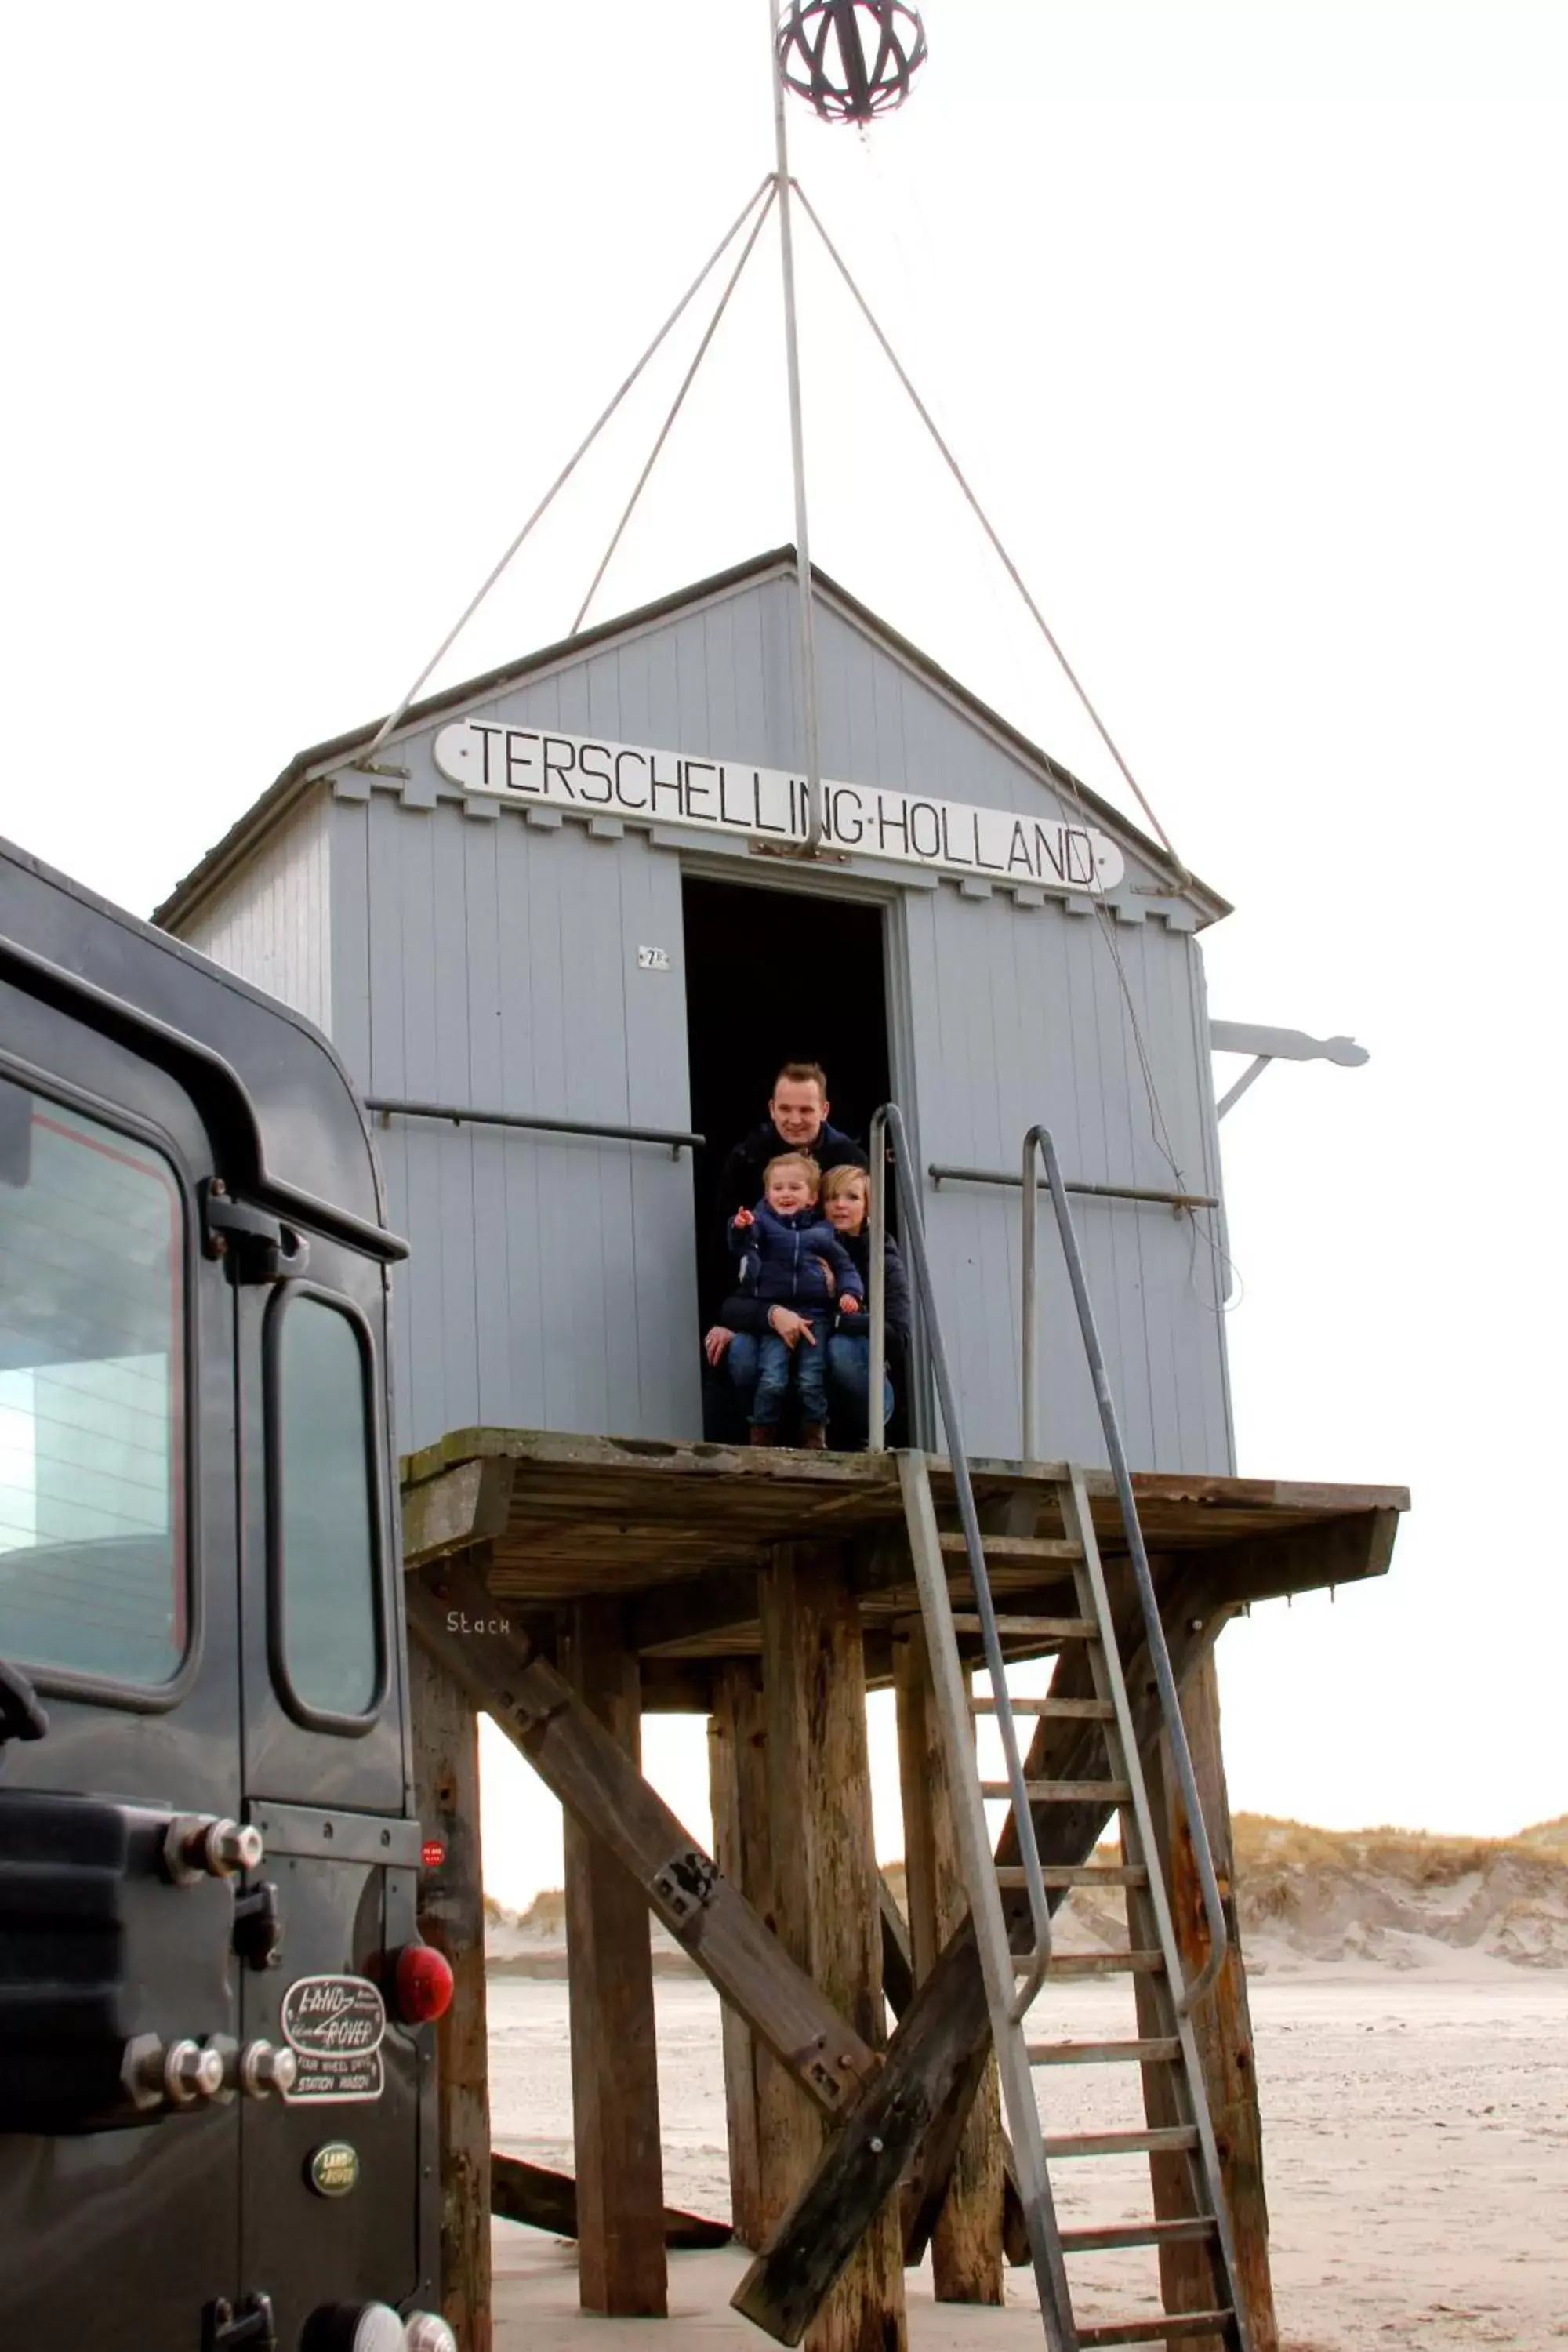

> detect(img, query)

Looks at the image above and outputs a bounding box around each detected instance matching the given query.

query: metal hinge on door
[200,1179,310,1283]
[204,2292,276,2350]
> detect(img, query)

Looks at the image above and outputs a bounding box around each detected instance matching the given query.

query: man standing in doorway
[716,1062,868,1222]
[704,1064,869,1431]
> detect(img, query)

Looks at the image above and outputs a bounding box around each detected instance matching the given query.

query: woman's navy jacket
[835,1227,913,1345]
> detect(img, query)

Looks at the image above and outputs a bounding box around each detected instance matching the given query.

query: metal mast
[770,0,825,852]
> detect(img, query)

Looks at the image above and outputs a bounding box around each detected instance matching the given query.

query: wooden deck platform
[404,1426,1408,2348]
[401,1425,1407,1702]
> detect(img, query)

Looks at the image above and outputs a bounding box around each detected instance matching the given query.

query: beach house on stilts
[156,541,1406,2351]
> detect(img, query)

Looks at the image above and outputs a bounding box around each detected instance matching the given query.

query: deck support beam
[410,1641,492,2352]
[709,1660,774,2250]
[405,1559,879,2117]
[1134,1647,1279,2350]
[760,1544,907,2352]
[894,1620,1005,2304]
[561,1599,668,2316]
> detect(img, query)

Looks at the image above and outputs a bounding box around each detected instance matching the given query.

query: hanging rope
[355,176,775,769]
[789,177,1191,887]
[571,183,779,637]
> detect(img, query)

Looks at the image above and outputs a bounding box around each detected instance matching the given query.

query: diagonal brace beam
[731,1564,1232,2343]
[406,1559,878,2118]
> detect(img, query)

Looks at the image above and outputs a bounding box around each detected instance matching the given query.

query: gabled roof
[155,547,1226,928]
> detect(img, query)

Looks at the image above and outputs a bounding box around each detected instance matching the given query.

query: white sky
[4,3,1563,1905]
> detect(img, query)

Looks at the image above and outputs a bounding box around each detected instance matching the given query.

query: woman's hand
[703,1326,735,1367]
[768,1306,815,1349]
[814,1258,837,1294]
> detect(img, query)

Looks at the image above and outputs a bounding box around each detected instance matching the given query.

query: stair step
[939,1532,1083,1563]
[996,1864,1148,1891]
[1060,2215,1218,2255]
[1044,1949,1165,1977]
[1077,2313,1234,2347]
[1043,2124,1199,2160]
[981,1778,1132,1803]
[1029,2034,1180,2065]
[950,1613,1097,1640]
[971,1693,1115,1720]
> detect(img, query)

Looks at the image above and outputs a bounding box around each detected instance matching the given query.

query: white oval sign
[431,720,1126,895]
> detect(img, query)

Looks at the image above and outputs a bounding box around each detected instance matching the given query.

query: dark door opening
[681,874,902,1443]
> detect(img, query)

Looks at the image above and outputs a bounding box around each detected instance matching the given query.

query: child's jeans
[751,1316,832,1426]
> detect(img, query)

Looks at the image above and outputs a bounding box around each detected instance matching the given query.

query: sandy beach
[488,1967,1568,2349]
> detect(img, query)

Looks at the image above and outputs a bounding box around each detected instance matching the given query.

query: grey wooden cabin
[156,548,1235,1472]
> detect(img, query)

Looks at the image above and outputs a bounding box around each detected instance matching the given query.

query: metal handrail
[365,1097,702,1159]
[931,1162,1218,1211]
[1022,1121,1230,2012]
[868,1104,1056,2018]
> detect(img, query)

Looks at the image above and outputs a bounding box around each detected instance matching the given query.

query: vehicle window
[271,1294,380,1719]
[0,1077,184,1685]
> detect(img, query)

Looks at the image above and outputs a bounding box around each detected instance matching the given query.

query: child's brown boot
[749,1425,773,1447]
[800,1422,828,1451]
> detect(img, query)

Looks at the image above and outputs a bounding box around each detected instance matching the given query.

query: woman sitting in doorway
[818,1163,909,1447]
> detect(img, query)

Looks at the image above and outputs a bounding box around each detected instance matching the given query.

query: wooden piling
[1134,1647,1279,2351]
[409,1640,492,2352]
[561,1599,669,2318]
[893,1621,1005,2305]
[708,1661,771,2249]
[759,1544,908,2352]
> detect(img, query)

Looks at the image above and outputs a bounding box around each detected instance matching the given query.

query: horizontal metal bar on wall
[366,1097,704,1158]
[927,1163,1218,1211]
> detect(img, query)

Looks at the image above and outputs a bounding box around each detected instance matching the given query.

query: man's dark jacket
[717,1117,868,1225]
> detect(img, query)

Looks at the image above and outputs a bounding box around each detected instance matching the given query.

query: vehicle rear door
[233,1221,430,2343]
[0,994,243,2346]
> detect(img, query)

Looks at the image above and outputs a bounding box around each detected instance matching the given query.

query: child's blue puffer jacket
[729,1200,861,1310]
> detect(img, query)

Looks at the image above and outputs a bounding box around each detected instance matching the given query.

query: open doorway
[681,873,902,1442]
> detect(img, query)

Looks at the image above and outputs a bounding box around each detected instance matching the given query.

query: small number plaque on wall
[637,945,670,972]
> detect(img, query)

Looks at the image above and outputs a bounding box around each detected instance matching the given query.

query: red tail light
[392,1941,454,2026]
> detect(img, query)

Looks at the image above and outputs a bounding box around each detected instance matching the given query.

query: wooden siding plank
[524,822,595,1436]
[1091,910,1163,1472]
[1189,935,1237,1468]
[461,815,512,1425]
[576,832,640,1438]
[1019,886,1101,1463]
[397,804,452,1450]
[328,796,372,1082]
[729,580,775,766]
[429,807,481,1434]
[614,633,655,753]
[618,836,701,1439]
[492,811,548,1434]
[180,793,332,1030]
[700,598,740,768]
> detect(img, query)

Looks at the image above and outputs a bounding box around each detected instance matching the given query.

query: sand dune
[485,1813,1568,1976]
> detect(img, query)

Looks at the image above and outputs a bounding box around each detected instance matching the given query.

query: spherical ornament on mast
[776,1,928,125]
